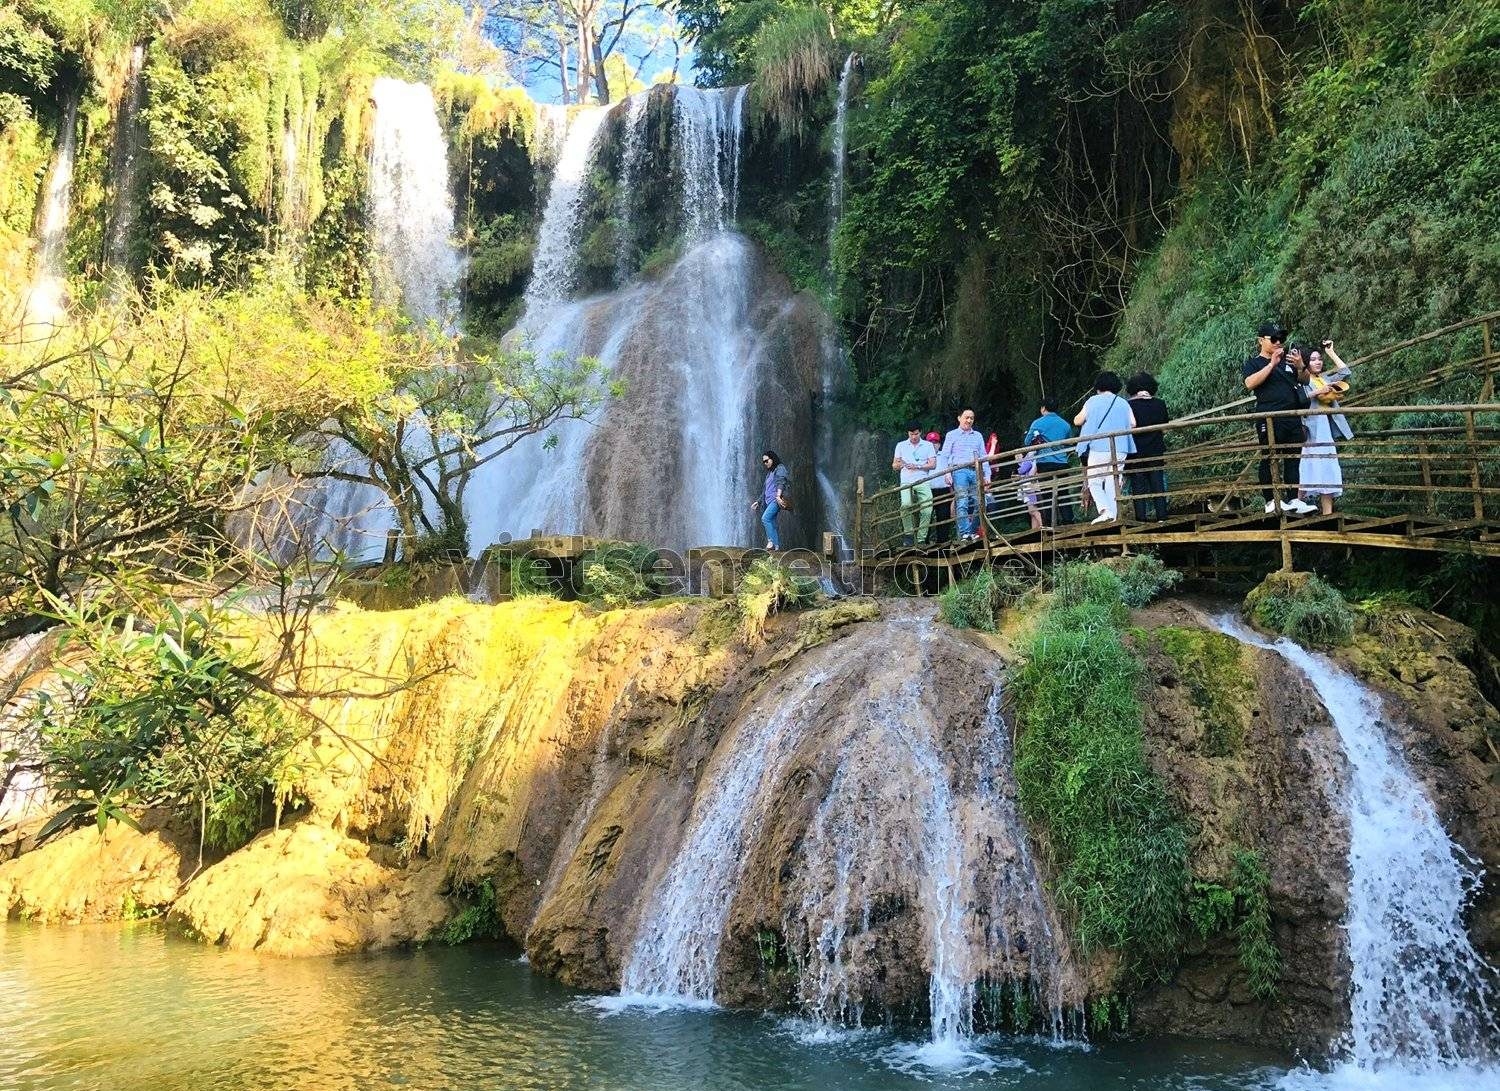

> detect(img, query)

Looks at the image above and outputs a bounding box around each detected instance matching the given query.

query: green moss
[1157,627,1253,756]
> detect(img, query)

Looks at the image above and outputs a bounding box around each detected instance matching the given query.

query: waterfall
[828,53,856,261]
[464,86,770,553]
[104,44,146,277]
[618,645,852,1001]
[812,56,858,541]
[25,98,78,327]
[368,78,464,327]
[613,92,649,283]
[608,619,1073,1067]
[1213,616,1500,1087]
[524,106,609,312]
[674,85,747,240]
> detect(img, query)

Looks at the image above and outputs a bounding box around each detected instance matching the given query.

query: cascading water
[523,106,609,312]
[465,85,776,552]
[368,78,464,327]
[613,93,650,282]
[25,98,78,327]
[104,45,146,277]
[1213,615,1499,1088]
[827,53,856,260]
[813,56,858,539]
[608,615,1074,1069]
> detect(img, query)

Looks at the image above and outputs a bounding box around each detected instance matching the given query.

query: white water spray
[524,106,609,312]
[369,78,463,327]
[1213,616,1499,1088]
[828,53,856,261]
[25,98,78,327]
[614,92,650,282]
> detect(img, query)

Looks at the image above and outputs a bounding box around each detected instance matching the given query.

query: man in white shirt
[892,423,938,545]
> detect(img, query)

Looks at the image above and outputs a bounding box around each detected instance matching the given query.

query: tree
[477,0,683,103]
[298,329,612,558]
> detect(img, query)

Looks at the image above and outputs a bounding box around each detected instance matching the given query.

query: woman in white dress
[1298,342,1352,515]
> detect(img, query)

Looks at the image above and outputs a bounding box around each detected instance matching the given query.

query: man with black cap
[1244,322,1316,515]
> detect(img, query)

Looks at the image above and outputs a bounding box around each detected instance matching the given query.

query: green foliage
[736,555,818,642]
[577,543,670,608]
[937,567,1024,633]
[438,878,503,945]
[1113,554,1183,609]
[1246,572,1355,648]
[30,598,298,854]
[1188,849,1280,1002]
[1050,560,1127,621]
[748,3,836,136]
[1012,578,1190,971]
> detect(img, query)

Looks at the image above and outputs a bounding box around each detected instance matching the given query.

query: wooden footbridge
[853,313,1500,582]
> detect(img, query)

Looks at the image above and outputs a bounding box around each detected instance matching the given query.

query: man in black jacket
[1243,322,1316,515]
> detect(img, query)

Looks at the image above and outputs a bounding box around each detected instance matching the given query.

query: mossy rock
[1156,627,1255,756]
[1243,571,1354,648]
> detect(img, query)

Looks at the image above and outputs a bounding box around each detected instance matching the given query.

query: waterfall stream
[369,78,464,328]
[25,98,78,327]
[608,618,1073,1069]
[104,45,146,279]
[1213,616,1499,1087]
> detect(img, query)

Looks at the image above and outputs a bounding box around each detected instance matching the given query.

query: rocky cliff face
[2,592,1495,1051]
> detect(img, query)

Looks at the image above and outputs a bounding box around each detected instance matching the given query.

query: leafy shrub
[736,557,819,642]
[1050,561,1127,621]
[1245,572,1355,648]
[1012,595,1190,970]
[576,542,669,608]
[1188,849,1280,1002]
[32,601,299,858]
[938,567,1024,632]
[438,879,503,945]
[1113,554,1183,609]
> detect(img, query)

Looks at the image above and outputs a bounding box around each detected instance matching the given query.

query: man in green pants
[893,422,938,546]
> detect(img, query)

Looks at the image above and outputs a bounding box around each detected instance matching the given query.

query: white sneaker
[1091,513,1114,525]
[1282,499,1317,515]
[1264,500,1277,514]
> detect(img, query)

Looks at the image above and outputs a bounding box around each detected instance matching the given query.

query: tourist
[1074,372,1136,524]
[1298,341,1353,516]
[892,423,938,546]
[926,431,952,543]
[751,450,790,551]
[940,409,990,541]
[1243,323,1316,515]
[1021,397,1074,530]
[1125,372,1171,522]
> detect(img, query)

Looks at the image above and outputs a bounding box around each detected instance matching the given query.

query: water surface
[0,922,1290,1090]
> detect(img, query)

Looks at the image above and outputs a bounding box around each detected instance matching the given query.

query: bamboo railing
[856,402,1500,570]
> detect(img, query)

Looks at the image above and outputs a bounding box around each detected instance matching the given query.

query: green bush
[937,567,1024,632]
[438,879,503,945]
[576,542,670,608]
[1012,594,1190,970]
[1114,554,1183,609]
[1246,572,1355,648]
[736,556,819,642]
[1051,560,1127,621]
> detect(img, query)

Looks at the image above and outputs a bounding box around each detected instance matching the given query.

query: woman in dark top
[751,450,790,551]
[1125,373,1171,522]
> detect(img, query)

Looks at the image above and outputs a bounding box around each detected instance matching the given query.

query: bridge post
[854,476,865,559]
[1466,410,1484,522]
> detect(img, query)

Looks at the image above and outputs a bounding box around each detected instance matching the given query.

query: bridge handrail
[864,402,1500,507]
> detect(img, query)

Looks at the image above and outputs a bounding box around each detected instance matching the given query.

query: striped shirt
[941,427,991,481]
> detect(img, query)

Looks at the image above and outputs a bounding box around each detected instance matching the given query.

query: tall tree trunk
[592,37,610,102]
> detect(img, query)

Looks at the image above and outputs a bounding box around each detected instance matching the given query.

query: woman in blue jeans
[751,450,790,551]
